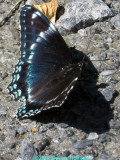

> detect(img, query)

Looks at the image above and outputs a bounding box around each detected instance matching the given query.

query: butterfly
[8,5,84,118]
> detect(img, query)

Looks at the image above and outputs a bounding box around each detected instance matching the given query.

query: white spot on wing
[13,84,17,89]
[14,92,18,98]
[35,11,41,17]
[9,86,13,91]
[50,22,56,31]
[28,94,34,103]
[27,88,31,93]
[30,44,36,50]
[36,37,42,43]
[18,89,22,96]
[32,13,37,19]
[39,32,44,38]
[16,74,20,80]
[22,51,26,55]
[18,66,22,72]
[24,26,27,31]
[23,43,26,48]
[29,55,33,60]
[26,6,32,9]
[24,34,27,39]
[30,52,34,55]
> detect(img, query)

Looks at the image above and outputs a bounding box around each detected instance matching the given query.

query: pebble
[100,51,107,58]
[58,123,69,128]
[67,129,74,137]
[39,126,47,133]
[16,127,27,135]
[48,123,54,129]
[111,14,120,29]
[98,133,111,143]
[0,133,5,141]
[31,128,39,132]
[0,108,6,116]
[109,120,120,129]
[78,29,87,36]
[98,152,115,160]
[72,139,93,151]
[100,69,117,76]
[21,139,38,160]
[37,139,50,151]
[101,86,115,102]
[103,43,109,50]
[106,37,113,43]
[8,142,17,149]
[107,51,118,58]
[106,77,118,84]
[87,132,99,140]
[0,155,13,160]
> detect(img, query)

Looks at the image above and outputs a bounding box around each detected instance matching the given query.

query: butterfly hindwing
[8,5,82,118]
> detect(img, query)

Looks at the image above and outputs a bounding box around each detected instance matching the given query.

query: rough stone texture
[0,0,120,159]
[101,86,115,102]
[21,139,38,160]
[111,14,120,30]
[56,0,114,35]
[72,139,93,153]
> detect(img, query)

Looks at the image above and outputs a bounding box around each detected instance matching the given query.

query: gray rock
[100,69,117,76]
[48,123,54,129]
[56,0,113,35]
[106,37,113,43]
[21,139,38,160]
[78,29,87,37]
[111,14,120,30]
[37,139,50,151]
[0,108,6,116]
[98,152,115,160]
[107,51,118,58]
[107,77,118,84]
[109,120,120,129]
[101,51,107,58]
[72,139,93,152]
[8,142,17,149]
[39,126,47,133]
[101,86,115,102]
[98,133,112,143]
[67,129,74,137]
[16,126,27,135]
[0,155,13,160]
[87,132,99,140]
[58,123,69,128]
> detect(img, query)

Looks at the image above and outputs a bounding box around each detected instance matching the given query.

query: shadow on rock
[29,49,114,134]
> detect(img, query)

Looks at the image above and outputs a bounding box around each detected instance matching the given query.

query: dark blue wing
[8,5,82,118]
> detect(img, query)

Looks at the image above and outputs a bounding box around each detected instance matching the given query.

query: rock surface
[56,0,114,35]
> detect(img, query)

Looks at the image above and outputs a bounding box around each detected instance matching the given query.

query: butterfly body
[8,5,83,118]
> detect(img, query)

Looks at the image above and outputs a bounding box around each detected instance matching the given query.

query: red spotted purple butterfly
[8,5,83,118]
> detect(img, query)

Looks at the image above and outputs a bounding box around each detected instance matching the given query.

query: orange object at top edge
[32,0,58,25]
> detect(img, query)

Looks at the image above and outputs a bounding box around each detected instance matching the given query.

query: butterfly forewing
[8,5,82,118]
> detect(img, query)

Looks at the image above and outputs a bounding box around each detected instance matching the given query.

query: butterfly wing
[8,5,82,118]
